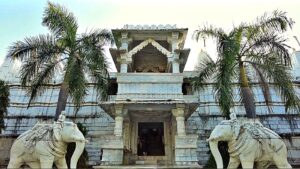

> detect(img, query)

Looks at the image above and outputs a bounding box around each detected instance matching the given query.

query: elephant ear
[53,122,63,141]
[231,121,241,140]
[24,124,53,153]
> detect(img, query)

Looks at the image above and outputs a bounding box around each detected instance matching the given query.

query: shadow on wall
[0,135,18,167]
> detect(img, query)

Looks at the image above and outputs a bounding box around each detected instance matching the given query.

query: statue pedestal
[174,135,198,165]
[101,136,124,165]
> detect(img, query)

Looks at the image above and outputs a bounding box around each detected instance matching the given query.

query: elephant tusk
[207,138,213,142]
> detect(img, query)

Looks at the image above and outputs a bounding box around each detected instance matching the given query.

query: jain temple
[0,25,300,168]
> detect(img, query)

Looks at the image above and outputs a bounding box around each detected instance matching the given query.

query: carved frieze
[127,38,171,58]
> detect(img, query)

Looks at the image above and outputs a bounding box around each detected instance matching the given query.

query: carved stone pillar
[114,104,127,136]
[120,60,128,73]
[118,32,132,73]
[172,59,180,73]
[171,32,179,52]
[172,105,186,136]
[120,32,130,51]
[101,104,127,165]
[169,32,180,73]
[172,104,198,166]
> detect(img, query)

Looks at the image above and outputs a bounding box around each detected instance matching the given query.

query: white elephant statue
[207,113,291,169]
[7,111,86,169]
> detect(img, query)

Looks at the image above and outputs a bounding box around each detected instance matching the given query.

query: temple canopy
[110,24,190,73]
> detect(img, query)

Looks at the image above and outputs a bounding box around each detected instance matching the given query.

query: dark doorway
[137,122,165,156]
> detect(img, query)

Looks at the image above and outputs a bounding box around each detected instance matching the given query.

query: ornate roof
[115,24,184,31]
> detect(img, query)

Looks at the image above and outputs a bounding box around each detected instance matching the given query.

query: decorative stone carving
[114,105,127,137]
[127,38,171,58]
[123,24,177,30]
[172,105,186,136]
[136,64,165,73]
[207,113,292,169]
[8,111,86,169]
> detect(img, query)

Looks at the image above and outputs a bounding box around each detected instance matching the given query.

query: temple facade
[0,25,300,168]
[99,25,199,166]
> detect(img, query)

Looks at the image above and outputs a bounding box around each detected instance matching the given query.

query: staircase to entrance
[93,165,202,169]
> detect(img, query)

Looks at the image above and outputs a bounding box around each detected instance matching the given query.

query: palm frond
[249,62,271,103]
[93,69,109,101]
[255,10,294,33]
[80,43,109,101]
[0,80,9,132]
[268,60,300,112]
[80,29,114,47]
[65,55,87,113]
[26,59,61,107]
[7,34,59,61]
[214,51,237,117]
[255,56,300,112]
[20,59,39,86]
[0,80,9,115]
[192,52,216,91]
[245,61,272,113]
[242,32,291,65]
[12,35,63,86]
[42,1,78,42]
[193,10,297,118]
[193,25,226,42]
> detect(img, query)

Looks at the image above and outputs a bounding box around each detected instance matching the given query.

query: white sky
[1,0,300,71]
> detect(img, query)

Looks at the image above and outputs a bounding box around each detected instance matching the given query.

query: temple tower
[99,25,199,166]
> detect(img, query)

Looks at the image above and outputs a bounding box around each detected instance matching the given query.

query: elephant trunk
[70,141,85,169]
[209,141,223,169]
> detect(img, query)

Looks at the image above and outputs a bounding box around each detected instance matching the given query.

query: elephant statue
[207,113,291,169]
[7,111,86,169]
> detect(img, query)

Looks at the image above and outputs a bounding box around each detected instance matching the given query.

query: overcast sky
[1,0,300,71]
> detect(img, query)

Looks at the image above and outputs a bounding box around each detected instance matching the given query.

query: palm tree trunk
[239,63,256,118]
[55,79,69,120]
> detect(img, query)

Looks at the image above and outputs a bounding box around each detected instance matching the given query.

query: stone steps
[93,165,202,169]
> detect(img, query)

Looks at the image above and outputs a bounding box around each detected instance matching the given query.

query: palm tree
[7,2,114,120]
[193,10,300,118]
[0,79,9,133]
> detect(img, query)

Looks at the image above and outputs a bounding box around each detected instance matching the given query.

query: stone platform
[93,165,202,169]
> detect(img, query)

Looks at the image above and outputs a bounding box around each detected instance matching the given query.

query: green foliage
[7,2,114,115]
[76,122,88,136]
[0,80,9,133]
[193,10,300,117]
[203,153,217,169]
[66,122,89,169]
[112,31,122,48]
[204,142,230,169]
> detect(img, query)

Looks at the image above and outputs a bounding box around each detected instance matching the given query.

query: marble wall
[1,82,300,166]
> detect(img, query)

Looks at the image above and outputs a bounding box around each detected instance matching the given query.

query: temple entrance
[137,122,165,156]
[125,111,173,165]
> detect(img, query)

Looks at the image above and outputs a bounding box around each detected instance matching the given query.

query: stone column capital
[115,104,128,117]
[172,104,185,117]
[172,108,184,117]
[167,32,180,52]
[119,33,132,51]
[172,104,186,136]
